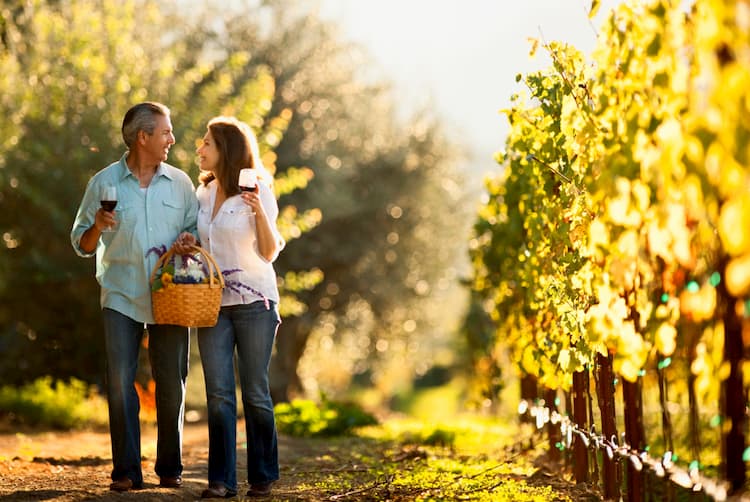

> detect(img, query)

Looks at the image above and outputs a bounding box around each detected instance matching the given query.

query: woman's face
[196,130,220,173]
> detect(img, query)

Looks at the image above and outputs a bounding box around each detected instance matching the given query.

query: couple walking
[70,102,284,498]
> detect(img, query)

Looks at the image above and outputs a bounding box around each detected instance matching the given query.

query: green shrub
[399,426,457,448]
[0,377,108,429]
[274,397,378,437]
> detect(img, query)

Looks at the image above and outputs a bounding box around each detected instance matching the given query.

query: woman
[180,116,284,498]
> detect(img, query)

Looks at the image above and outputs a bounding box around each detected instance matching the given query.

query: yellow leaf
[521,346,540,375]
[719,361,731,381]
[679,284,716,323]
[617,357,641,383]
[528,37,540,58]
[589,0,601,19]
[616,230,639,257]
[655,323,677,356]
[719,158,747,199]
[726,253,750,297]
[719,194,750,256]
[558,349,570,371]
[607,178,642,227]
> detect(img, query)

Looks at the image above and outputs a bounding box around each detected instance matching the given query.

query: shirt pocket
[116,202,138,234]
[220,207,255,238]
[162,198,185,233]
[162,198,184,212]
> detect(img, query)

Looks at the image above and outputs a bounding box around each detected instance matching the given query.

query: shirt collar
[117,151,174,181]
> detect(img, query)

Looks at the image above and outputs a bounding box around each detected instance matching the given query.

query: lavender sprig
[146,244,168,258]
[221,269,270,309]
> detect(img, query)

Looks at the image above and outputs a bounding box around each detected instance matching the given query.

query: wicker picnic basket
[150,245,225,327]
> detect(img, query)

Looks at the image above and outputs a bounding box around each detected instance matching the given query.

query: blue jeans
[198,301,280,491]
[102,308,189,485]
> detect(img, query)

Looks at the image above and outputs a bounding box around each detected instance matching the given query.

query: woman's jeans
[198,301,281,491]
[102,308,189,486]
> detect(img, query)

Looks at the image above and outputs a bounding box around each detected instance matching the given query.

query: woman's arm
[241,185,282,262]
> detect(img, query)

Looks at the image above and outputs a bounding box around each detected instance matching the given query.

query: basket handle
[149,244,225,289]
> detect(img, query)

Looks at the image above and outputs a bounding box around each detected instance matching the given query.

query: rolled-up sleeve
[70,177,98,258]
[260,183,285,263]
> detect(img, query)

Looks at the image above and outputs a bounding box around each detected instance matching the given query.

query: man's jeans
[198,301,280,491]
[102,308,189,485]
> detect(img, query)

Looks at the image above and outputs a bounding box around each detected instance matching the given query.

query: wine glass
[238,169,258,193]
[100,185,118,232]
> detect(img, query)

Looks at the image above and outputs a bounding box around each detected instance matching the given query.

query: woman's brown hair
[198,116,256,196]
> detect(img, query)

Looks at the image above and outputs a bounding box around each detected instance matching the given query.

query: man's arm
[78,213,109,254]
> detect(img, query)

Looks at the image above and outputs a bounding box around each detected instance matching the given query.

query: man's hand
[172,232,197,255]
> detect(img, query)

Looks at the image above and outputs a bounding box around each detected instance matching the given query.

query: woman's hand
[172,232,197,255]
[240,190,266,218]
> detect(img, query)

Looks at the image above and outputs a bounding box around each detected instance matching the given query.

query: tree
[196,1,468,400]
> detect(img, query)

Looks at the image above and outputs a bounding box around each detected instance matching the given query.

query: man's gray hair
[121,102,170,148]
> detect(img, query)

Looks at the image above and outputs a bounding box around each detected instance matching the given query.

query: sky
[317,0,622,184]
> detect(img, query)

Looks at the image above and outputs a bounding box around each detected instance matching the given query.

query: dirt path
[0,420,317,501]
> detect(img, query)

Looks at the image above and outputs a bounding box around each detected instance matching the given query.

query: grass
[270,380,578,501]
[277,413,575,501]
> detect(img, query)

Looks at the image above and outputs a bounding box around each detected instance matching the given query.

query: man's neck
[126,151,159,188]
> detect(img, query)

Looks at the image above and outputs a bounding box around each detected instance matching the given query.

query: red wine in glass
[100,200,118,211]
[100,185,118,232]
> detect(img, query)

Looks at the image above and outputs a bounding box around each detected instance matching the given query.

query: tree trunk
[718,256,746,491]
[269,314,313,403]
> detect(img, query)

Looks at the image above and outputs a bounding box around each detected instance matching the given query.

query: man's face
[143,114,175,163]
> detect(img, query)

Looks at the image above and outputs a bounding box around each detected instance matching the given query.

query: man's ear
[137,130,148,145]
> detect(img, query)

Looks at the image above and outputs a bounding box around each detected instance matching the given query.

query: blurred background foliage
[0,0,474,410]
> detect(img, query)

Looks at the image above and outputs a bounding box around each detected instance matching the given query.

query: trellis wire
[517,399,740,501]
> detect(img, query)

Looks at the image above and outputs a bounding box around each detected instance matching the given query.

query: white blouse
[196,179,283,307]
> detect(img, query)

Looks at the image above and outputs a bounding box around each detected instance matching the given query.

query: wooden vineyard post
[622,378,644,502]
[685,321,702,464]
[518,373,538,450]
[586,368,601,487]
[520,373,538,418]
[573,370,589,483]
[563,390,574,472]
[717,257,746,491]
[545,387,561,462]
[596,353,620,500]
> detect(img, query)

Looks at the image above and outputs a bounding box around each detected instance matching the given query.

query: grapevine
[470,0,750,493]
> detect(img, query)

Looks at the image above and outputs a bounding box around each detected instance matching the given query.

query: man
[71,102,198,492]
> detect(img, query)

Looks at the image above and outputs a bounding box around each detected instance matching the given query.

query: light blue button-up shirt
[71,152,199,324]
